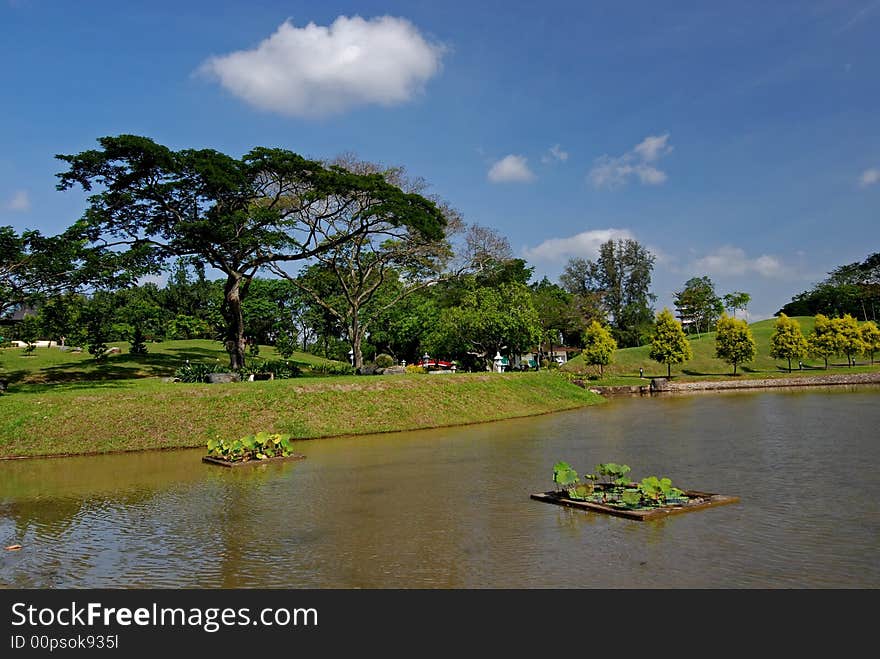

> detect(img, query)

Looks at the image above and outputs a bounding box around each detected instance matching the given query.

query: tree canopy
[56,135,447,368]
[581,320,617,377]
[649,307,692,378]
[769,313,808,372]
[714,313,756,375]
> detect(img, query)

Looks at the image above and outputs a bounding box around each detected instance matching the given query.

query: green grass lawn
[0,339,344,387]
[564,316,880,383]
[0,371,602,457]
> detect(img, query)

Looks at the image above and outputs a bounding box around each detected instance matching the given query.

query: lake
[1,386,878,588]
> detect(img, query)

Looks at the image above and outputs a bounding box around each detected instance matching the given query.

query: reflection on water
[1,385,878,588]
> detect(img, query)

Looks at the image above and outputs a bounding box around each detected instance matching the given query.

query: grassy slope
[0,372,602,458]
[564,316,879,383]
[0,339,341,386]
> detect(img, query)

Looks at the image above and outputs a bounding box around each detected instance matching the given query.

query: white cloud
[522,228,635,263]
[693,246,788,278]
[200,15,445,118]
[541,144,569,164]
[488,154,535,183]
[859,168,880,187]
[589,133,672,188]
[5,190,30,212]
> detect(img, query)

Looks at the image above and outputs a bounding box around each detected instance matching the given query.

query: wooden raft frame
[202,453,306,468]
[531,489,739,520]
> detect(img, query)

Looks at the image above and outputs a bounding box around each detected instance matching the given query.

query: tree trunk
[599,363,603,378]
[788,357,792,373]
[733,362,738,375]
[824,356,828,370]
[222,273,247,370]
[350,310,365,369]
[667,363,671,378]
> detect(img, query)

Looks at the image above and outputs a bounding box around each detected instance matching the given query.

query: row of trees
[779,252,879,321]
[673,275,750,335]
[773,314,880,370]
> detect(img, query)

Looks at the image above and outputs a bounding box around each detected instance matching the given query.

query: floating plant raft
[202,453,306,468]
[531,486,739,521]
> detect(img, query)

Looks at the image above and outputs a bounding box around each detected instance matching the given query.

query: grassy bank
[564,316,880,384]
[0,372,603,458]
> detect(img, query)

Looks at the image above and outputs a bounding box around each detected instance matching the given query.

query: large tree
[649,308,692,378]
[531,277,582,367]
[723,291,751,319]
[779,252,880,320]
[674,276,723,336]
[769,313,808,373]
[560,239,655,347]
[714,313,756,375]
[0,226,89,319]
[56,135,445,368]
[427,281,542,370]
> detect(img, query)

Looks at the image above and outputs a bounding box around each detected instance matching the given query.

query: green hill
[561,315,873,383]
[0,339,345,386]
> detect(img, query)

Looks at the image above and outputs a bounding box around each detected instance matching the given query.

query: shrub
[207,431,295,462]
[312,362,356,376]
[406,364,427,374]
[375,353,394,368]
[174,362,229,383]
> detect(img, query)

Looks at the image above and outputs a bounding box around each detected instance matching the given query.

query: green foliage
[778,252,880,319]
[595,462,631,484]
[723,291,751,318]
[581,320,617,377]
[207,431,295,462]
[639,476,685,505]
[174,361,230,383]
[833,314,865,366]
[861,321,880,364]
[375,353,394,368]
[567,483,594,501]
[714,313,757,375]
[553,461,580,491]
[769,313,808,372]
[808,313,837,369]
[274,329,298,359]
[560,240,656,347]
[621,489,643,508]
[675,276,723,335]
[649,307,692,377]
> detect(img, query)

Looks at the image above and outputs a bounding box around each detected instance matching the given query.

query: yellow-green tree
[649,308,692,378]
[582,320,617,377]
[861,321,880,365]
[808,313,837,369]
[714,313,756,375]
[769,313,808,373]
[833,314,865,367]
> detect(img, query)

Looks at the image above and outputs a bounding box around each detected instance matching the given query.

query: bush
[406,364,427,374]
[375,353,394,368]
[174,362,230,383]
[240,359,301,379]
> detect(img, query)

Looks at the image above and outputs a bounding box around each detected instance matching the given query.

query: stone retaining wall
[662,371,880,392]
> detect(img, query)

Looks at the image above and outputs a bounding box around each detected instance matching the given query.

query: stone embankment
[574,371,880,396]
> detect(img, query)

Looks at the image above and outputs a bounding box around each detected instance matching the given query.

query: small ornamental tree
[769,313,808,373]
[860,321,880,365]
[808,314,837,369]
[833,314,865,367]
[714,313,756,375]
[582,320,617,378]
[649,308,692,378]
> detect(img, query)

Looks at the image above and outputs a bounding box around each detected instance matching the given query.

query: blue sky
[2,0,878,319]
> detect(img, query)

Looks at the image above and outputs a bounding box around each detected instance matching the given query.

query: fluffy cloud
[693,246,787,278]
[522,228,635,262]
[589,133,672,188]
[5,190,30,212]
[200,16,445,117]
[488,155,535,183]
[541,144,569,164]
[860,168,880,187]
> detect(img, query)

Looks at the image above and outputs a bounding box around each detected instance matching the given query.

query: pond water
[1,386,878,588]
